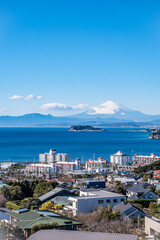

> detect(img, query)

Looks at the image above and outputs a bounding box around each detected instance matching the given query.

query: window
[98,200,104,204]
[113,199,117,203]
[121,199,124,202]
[106,199,110,203]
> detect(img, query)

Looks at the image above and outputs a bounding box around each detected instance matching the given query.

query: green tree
[2,186,24,201]
[33,181,57,198]
[114,181,126,195]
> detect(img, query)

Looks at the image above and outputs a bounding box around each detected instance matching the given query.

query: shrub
[6,201,21,210]
[31,223,58,234]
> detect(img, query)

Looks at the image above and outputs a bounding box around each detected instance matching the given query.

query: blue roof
[0,211,10,221]
[15,209,29,214]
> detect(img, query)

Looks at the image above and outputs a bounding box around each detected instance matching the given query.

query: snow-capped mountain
[89,100,129,115]
[71,100,160,122]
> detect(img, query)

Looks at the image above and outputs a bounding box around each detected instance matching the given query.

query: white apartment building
[25,161,57,178]
[56,158,81,174]
[110,151,130,166]
[65,190,126,216]
[39,149,70,164]
[132,153,160,165]
[25,149,81,178]
[1,161,14,170]
[85,158,109,173]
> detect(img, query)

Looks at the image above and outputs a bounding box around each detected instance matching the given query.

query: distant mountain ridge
[1,101,160,127]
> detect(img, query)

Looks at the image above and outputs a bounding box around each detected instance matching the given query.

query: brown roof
[58,177,73,182]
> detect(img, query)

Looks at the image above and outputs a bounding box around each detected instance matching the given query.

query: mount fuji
[71,101,160,122]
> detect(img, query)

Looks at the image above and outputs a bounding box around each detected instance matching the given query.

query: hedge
[128,199,156,208]
[6,201,21,210]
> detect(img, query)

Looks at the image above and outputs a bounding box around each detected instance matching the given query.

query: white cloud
[9,94,42,100]
[40,103,72,111]
[36,96,43,100]
[25,94,35,100]
[9,95,24,100]
[40,102,90,111]
[72,104,89,110]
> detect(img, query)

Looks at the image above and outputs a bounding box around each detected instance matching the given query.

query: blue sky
[0,0,160,116]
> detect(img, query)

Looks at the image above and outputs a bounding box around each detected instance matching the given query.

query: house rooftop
[113,202,133,214]
[39,187,68,202]
[28,229,138,240]
[8,210,82,230]
[70,190,125,200]
[127,186,150,194]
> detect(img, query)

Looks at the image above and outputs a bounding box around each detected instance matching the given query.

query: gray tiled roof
[127,186,150,194]
[133,182,152,189]
[39,187,67,202]
[28,230,138,240]
[113,202,134,214]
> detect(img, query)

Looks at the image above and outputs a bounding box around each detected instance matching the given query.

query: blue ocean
[0,128,160,163]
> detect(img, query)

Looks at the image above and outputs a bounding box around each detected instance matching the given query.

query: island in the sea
[69,125,105,132]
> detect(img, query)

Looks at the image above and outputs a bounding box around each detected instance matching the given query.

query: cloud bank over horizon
[40,103,90,111]
[39,100,127,115]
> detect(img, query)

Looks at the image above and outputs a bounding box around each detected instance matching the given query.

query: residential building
[57,176,74,187]
[127,186,157,201]
[28,229,139,240]
[110,151,130,166]
[145,216,160,236]
[25,152,81,178]
[39,149,70,164]
[115,165,138,172]
[56,158,81,174]
[25,161,57,178]
[113,202,146,219]
[107,173,140,184]
[132,181,153,189]
[132,153,160,165]
[113,176,136,184]
[76,178,106,189]
[65,190,126,216]
[153,170,160,179]
[7,209,82,238]
[0,161,14,170]
[85,157,109,173]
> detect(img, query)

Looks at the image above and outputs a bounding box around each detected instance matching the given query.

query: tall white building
[39,149,70,164]
[110,151,130,166]
[25,149,81,178]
